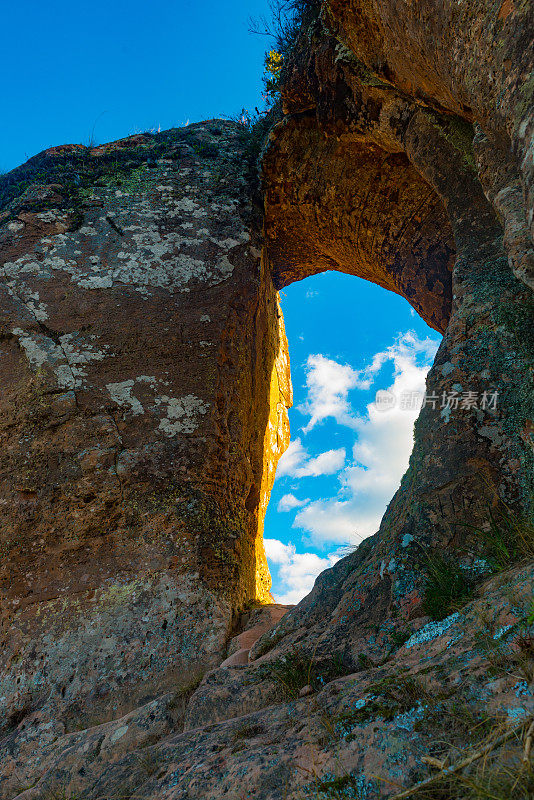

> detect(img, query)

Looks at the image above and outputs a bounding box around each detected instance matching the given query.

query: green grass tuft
[474,507,534,571]
[423,553,475,621]
[259,648,351,699]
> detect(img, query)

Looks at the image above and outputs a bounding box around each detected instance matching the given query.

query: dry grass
[474,506,534,571]
[390,718,534,800]
[259,648,351,699]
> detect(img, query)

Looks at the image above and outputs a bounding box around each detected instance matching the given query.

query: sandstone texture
[0,0,533,798]
[0,121,291,740]
[261,0,534,645]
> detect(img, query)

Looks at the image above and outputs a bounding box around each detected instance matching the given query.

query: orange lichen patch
[498,0,515,20]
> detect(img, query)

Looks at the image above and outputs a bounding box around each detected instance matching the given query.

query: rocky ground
[1,560,533,799]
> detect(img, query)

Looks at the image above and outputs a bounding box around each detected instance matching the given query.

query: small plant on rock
[334,674,435,736]
[233,722,265,741]
[472,506,534,571]
[260,648,351,699]
[263,49,283,100]
[423,553,475,621]
[473,597,534,683]
[310,772,380,800]
[168,669,205,720]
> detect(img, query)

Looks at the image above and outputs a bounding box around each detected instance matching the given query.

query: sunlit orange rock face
[0,1,532,797]
[263,120,455,333]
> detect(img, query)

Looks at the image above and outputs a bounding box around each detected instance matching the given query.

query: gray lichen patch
[155,394,210,436]
[12,327,110,389]
[105,374,211,437]
[1,173,247,297]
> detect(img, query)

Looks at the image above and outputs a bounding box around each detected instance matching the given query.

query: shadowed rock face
[0,1,533,798]
[264,119,455,333]
[279,0,534,290]
[257,0,534,670]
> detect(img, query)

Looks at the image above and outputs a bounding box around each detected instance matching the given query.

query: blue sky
[2,1,441,602]
[1,0,271,171]
[266,276,440,603]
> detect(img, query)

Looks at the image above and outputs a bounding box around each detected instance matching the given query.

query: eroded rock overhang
[245,0,534,692]
[263,0,534,292]
[263,113,455,333]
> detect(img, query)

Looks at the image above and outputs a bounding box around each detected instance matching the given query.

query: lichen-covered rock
[0,121,291,737]
[2,564,533,799]
[261,0,534,637]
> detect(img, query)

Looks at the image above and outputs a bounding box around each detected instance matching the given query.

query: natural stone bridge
[0,1,532,797]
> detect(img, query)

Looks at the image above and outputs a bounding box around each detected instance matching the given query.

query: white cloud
[276,437,346,478]
[264,537,293,565]
[294,500,372,545]
[297,335,438,438]
[297,448,346,477]
[292,331,439,547]
[266,331,439,603]
[276,439,307,477]
[298,354,367,433]
[277,493,310,513]
[264,538,341,605]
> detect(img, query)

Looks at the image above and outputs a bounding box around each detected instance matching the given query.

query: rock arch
[0,1,532,793]
[263,116,454,333]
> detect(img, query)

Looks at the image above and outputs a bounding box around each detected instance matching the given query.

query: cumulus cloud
[294,500,373,546]
[276,439,307,477]
[264,538,341,605]
[297,354,366,433]
[292,331,439,546]
[276,437,346,478]
[277,493,310,513]
[297,448,346,477]
[267,330,439,602]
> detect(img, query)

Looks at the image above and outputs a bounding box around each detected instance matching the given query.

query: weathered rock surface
[0,121,291,739]
[261,0,534,645]
[3,565,533,799]
[221,602,292,666]
[0,0,533,797]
